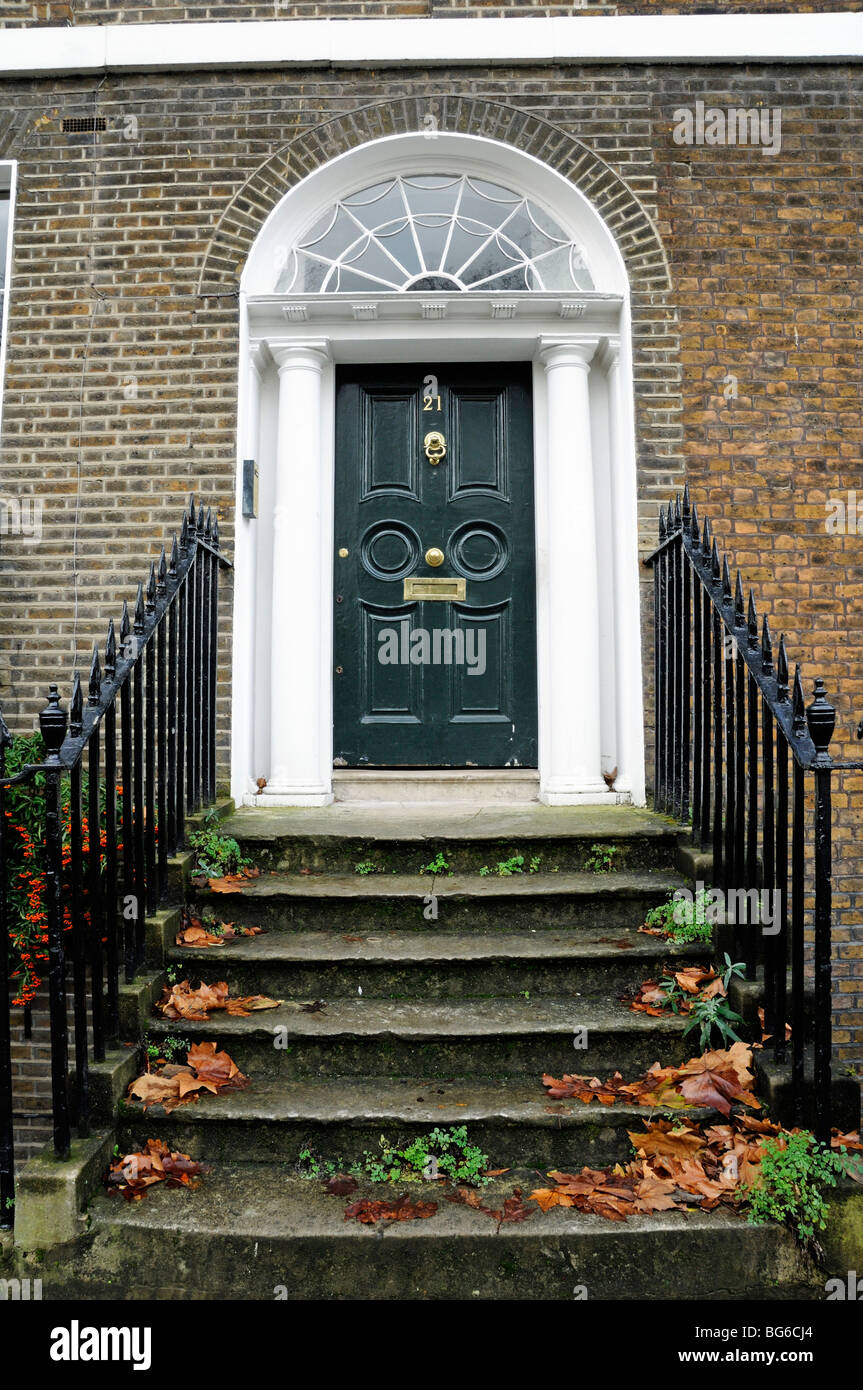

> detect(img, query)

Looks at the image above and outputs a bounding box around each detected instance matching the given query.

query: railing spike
[70,672,83,737]
[212,515,220,549]
[761,615,774,675]
[690,501,700,547]
[88,644,102,705]
[146,561,157,613]
[777,636,790,702]
[721,555,732,600]
[157,546,167,590]
[170,534,179,573]
[188,493,197,532]
[673,494,682,530]
[710,537,720,584]
[180,514,189,552]
[133,581,145,635]
[204,507,212,540]
[734,570,745,625]
[747,590,758,647]
[197,502,205,534]
[105,618,117,677]
[806,677,836,763]
[792,663,806,732]
[702,515,711,551]
[659,507,667,542]
[682,483,691,526]
[119,600,130,644]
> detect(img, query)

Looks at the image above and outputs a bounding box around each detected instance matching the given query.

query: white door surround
[231,132,646,809]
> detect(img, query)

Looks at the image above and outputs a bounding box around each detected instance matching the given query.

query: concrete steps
[54,803,815,1300]
[167,923,705,999]
[119,1075,713,1170]
[63,1164,818,1301]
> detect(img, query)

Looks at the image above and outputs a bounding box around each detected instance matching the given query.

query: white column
[263,339,333,804]
[539,338,608,802]
[230,341,265,802]
[603,337,646,804]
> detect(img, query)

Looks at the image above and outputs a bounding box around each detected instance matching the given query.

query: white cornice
[0,15,861,79]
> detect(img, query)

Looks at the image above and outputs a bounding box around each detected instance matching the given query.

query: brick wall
[0,58,861,1097]
[2,2,863,23]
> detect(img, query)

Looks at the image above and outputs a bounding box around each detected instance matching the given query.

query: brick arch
[196,96,672,298]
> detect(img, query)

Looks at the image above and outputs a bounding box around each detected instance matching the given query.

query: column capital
[248,339,268,375]
[266,338,330,373]
[538,335,601,372]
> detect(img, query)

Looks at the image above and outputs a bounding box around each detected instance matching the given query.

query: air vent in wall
[61,116,107,134]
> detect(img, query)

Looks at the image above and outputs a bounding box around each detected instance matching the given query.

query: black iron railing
[0,497,230,1228]
[646,487,862,1141]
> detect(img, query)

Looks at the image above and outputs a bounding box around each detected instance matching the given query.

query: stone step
[191,869,682,934]
[119,1074,713,1171]
[60,1163,817,1300]
[144,996,692,1079]
[223,803,684,876]
[167,923,706,999]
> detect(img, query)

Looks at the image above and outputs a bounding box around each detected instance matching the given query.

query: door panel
[334,363,537,767]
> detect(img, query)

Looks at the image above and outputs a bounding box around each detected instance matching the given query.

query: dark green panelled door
[333,363,537,767]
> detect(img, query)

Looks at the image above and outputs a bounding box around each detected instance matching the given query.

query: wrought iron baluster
[774,724,789,1066]
[145,566,157,915]
[0,709,15,1227]
[119,606,136,984]
[68,676,90,1133]
[103,620,120,1036]
[40,687,71,1159]
[166,537,179,858]
[157,550,168,896]
[807,678,835,1143]
[86,649,105,1065]
[132,587,147,966]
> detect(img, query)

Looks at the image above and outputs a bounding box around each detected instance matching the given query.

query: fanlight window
[274,174,595,294]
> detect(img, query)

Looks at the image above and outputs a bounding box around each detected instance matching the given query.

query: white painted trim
[231,130,646,808]
[0,15,861,78]
[0,161,17,446]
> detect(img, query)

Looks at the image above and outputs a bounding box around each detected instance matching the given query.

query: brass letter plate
[403,577,466,601]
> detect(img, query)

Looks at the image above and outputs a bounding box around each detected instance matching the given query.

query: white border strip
[0,161,16,446]
[0,15,861,77]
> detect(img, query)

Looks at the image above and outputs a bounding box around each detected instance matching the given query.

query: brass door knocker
[423,430,447,465]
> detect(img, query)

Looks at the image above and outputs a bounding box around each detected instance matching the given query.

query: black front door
[333,363,537,767]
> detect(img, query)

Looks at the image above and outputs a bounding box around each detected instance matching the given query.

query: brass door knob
[425,547,445,568]
[423,431,446,465]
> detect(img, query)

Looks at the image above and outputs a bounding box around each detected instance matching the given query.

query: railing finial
[133,582,145,635]
[197,501,205,535]
[180,514,189,553]
[777,636,790,703]
[673,494,682,532]
[88,644,102,706]
[146,562,157,614]
[39,684,67,763]
[807,677,835,764]
[792,663,806,733]
[710,536,720,584]
[747,591,758,648]
[170,534,179,574]
[157,546,167,592]
[70,672,83,737]
[682,483,691,528]
[212,514,220,549]
[690,501,700,548]
[205,507,212,541]
[721,555,732,601]
[188,493,197,534]
[659,507,667,542]
[105,618,117,678]
[734,570,745,626]
[119,600,131,645]
[702,514,711,552]
[761,615,774,675]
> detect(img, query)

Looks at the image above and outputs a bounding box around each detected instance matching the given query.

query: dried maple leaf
[323,1174,359,1196]
[106,1139,206,1200]
[343,1194,437,1225]
[208,867,261,893]
[627,1120,706,1160]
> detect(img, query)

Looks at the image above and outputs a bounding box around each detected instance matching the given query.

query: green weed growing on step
[365,1126,491,1186]
[741,1130,863,1250]
[644,888,713,943]
[189,812,251,878]
[479,854,524,877]
[584,843,617,873]
[353,860,378,876]
[144,1032,190,1066]
[419,852,451,876]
